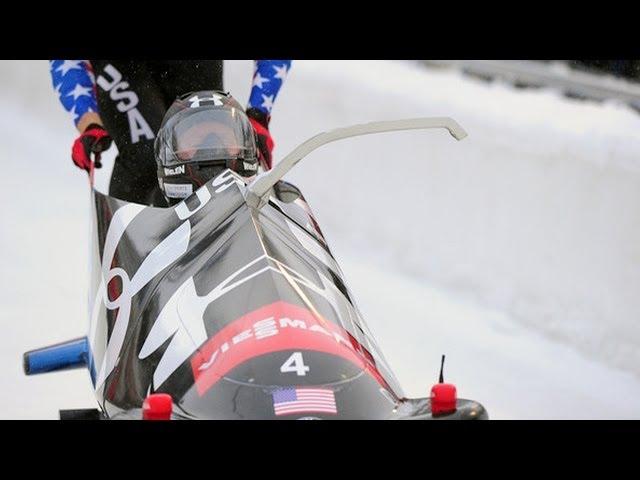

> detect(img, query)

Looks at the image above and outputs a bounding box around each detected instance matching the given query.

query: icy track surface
[1,60,639,419]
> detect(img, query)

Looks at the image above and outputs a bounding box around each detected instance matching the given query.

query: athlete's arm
[248,60,292,115]
[246,60,292,169]
[49,60,103,132]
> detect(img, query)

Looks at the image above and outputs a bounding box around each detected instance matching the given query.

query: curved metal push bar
[245,117,467,209]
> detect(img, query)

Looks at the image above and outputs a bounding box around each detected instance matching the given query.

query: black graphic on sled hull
[89,172,404,419]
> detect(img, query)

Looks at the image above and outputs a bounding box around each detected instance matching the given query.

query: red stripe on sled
[190,301,389,396]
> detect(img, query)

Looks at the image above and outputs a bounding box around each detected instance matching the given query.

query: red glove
[71,123,112,172]
[247,108,274,170]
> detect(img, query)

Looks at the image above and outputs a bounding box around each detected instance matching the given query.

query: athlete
[154,90,260,205]
[50,60,291,204]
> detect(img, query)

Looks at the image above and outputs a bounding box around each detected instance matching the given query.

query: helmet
[154,90,259,204]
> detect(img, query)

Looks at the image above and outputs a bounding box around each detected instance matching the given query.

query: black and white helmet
[154,90,259,204]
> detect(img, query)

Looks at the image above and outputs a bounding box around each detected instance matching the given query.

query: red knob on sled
[431,354,457,416]
[431,383,457,416]
[143,393,173,420]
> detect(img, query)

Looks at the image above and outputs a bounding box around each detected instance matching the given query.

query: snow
[1,60,639,419]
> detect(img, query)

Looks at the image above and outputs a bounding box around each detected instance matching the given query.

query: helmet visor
[158,107,257,167]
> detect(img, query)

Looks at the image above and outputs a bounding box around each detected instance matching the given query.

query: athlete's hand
[246,108,274,170]
[71,123,112,172]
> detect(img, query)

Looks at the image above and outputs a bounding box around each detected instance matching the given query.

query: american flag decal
[272,387,337,416]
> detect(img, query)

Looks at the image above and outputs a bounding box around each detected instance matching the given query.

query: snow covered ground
[1,60,639,419]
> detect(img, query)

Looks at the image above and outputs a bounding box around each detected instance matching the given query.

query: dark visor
[157,108,256,167]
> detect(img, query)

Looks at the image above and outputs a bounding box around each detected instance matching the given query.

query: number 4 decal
[280,352,310,376]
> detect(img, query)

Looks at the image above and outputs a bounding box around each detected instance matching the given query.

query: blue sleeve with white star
[50,60,98,127]
[248,60,292,115]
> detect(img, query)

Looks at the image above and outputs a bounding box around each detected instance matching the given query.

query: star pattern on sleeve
[253,72,269,89]
[55,60,83,76]
[67,83,92,101]
[272,64,289,81]
[260,94,275,111]
[50,60,98,127]
[248,60,292,115]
